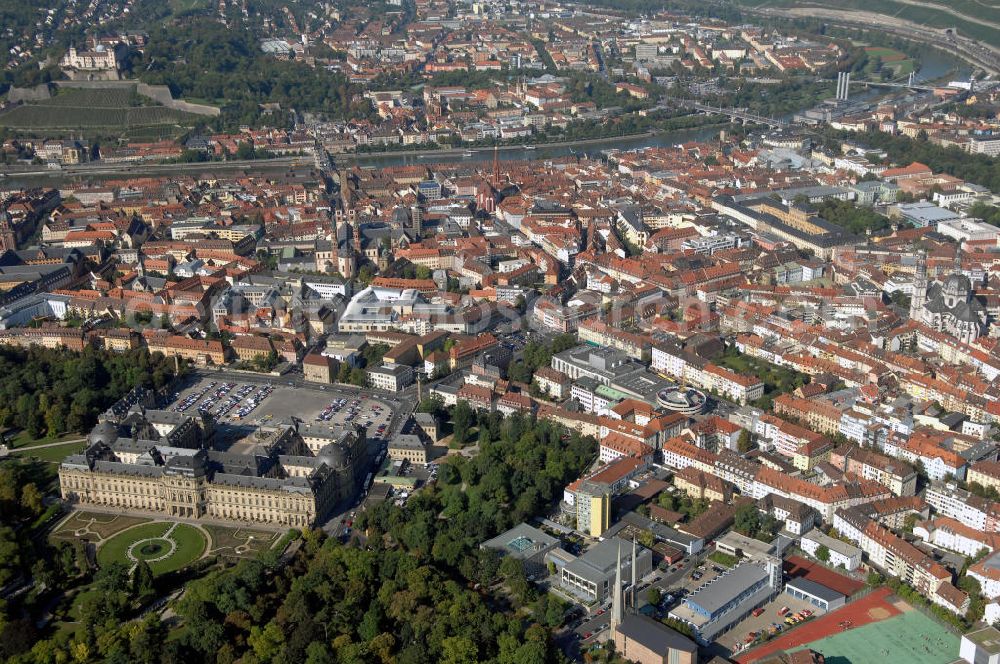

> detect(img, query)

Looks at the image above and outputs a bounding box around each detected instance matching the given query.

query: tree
[815,544,831,563]
[440,636,478,664]
[19,483,43,517]
[647,587,662,606]
[349,368,367,387]
[416,395,445,417]
[866,571,885,587]
[451,401,474,447]
[734,503,761,537]
[737,429,752,454]
[248,622,285,660]
[132,560,155,599]
[358,265,376,285]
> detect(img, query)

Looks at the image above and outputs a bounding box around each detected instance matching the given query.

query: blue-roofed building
[418,180,443,201]
[668,557,782,644]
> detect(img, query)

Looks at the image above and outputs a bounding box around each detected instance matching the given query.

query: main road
[746,5,1000,76]
[0,155,307,180]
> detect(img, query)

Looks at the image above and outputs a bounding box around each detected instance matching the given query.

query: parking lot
[715,591,824,655]
[312,395,393,440]
[168,375,395,452]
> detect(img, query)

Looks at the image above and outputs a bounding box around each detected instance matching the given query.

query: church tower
[629,537,638,610]
[610,541,623,634]
[910,249,927,322]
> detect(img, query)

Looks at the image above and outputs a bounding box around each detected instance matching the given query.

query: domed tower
[942,272,972,309]
[88,421,120,448]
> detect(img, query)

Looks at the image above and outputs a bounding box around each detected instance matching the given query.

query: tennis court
[789,610,958,664]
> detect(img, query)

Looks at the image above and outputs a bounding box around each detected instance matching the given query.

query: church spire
[910,248,927,322]
[630,536,638,609]
[611,540,623,633]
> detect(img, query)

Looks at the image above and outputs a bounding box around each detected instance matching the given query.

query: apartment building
[913,516,1000,558]
[925,483,998,531]
[969,460,1000,493]
[828,445,918,497]
[652,341,764,405]
[773,393,844,436]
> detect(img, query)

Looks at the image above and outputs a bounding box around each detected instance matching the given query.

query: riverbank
[349,129,674,161]
[0,120,735,186]
[349,115,732,161]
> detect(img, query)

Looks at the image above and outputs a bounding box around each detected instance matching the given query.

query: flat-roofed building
[960,626,1000,664]
[800,529,862,571]
[560,536,653,603]
[784,577,845,612]
[668,556,782,644]
[368,363,414,391]
[482,522,560,577]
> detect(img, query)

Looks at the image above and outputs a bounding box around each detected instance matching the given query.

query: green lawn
[13,441,87,463]
[97,522,207,575]
[51,512,151,541]
[715,348,809,408]
[6,430,83,449]
[708,551,739,568]
[203,524,282,558]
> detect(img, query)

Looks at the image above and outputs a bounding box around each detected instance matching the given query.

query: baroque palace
[58,388,368,527]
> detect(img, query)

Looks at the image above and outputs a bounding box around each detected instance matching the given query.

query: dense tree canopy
[2,411,596,663]
[0,346,179,439]
[843,129,1000,193]
[812,198,892,234]
[137,23,373,129]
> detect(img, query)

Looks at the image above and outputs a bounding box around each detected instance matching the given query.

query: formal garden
[96,522,208,575]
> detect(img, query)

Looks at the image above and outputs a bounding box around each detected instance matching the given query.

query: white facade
[800,531,862,571]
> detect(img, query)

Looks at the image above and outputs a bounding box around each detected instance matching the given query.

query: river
[0,48,970,186]
[347,48,968,169]
[347,125,725,169]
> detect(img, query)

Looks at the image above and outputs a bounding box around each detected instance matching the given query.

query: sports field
[789,610,958,664]
[740,587,958,664]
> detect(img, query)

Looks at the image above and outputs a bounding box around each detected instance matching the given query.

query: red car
[752,608,765,617]
[584,632,592,639]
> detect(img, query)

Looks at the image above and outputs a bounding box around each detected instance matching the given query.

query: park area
[864,46,916,76]
[739,587,959,664]
[52,511,289,575]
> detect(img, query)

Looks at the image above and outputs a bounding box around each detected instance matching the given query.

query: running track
[737,587,902,663]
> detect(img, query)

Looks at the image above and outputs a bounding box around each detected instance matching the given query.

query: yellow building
[387,434,429,464]
[60,416,367,528]
[968,461,1000,493]
[673,466,733,503]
